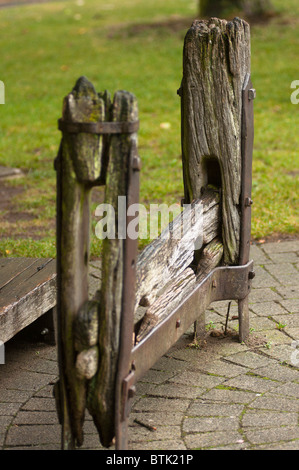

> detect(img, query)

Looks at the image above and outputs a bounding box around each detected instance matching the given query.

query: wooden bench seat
[0,258,57,343]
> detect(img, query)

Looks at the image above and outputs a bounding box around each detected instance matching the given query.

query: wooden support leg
[238,296,249,343]
[194,313,205,341]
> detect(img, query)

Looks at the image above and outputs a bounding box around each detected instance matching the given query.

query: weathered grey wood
[181,17,251,265]
[0,258,56,343]
[55,77,105,449]
[136,268,196,343]
[194,237,223,338]
[136,238,223,343]
[135,188,220,313]
[196,237,224,281]
[86,90,138,449]
[0,258,38,290]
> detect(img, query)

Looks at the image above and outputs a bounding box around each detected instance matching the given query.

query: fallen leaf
[160,122,171,129]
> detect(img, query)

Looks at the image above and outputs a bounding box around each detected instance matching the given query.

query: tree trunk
[199,0,274,18]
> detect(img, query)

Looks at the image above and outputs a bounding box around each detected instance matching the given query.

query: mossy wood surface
[55,76,138,449]
[180,17,251,265]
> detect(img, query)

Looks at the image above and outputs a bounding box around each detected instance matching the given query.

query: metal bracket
[131,260,254,384]
[58,118,140,135]
[239,73,255,266]
[114,140,140,451]
[121,371,136,421]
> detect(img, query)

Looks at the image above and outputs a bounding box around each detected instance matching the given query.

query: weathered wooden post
[179,17,254,341]
[53,16,254,451]
[54,76,139,449]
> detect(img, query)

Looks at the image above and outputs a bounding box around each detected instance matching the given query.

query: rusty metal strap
[58,118,139,135]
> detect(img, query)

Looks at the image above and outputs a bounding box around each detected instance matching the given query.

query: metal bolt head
[128,386,136,399]
[132,155,141,171]
[248,271,255,280]
[248,88,256,100]
[245,197,253,207]
[176,320,181,328]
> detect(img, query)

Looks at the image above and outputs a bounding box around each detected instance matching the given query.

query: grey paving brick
[254,363,299,382]
[184,430,242,449]
[132,397,190,413]
[267,253,299,264]
[276,286,299,299]
[249,244,272,264]
[249,288,282,303]
[0,240,298,450]
[13,411,59,425]
[183,416,239,433]
[201,388,256,404]
[226,351,271,369]
[130,411,183,427]
[272,313,299,329]
[256,440,299,450]
[260,328,291,345]
[21,397,57,412]
[246,426,299,445]
[242,409,298,428]
[262,343,299,365]
[0,370,54,392]
[273,382,299,399]
[144,383,206,399]
[196,359,249,378]
[0,402,21,416]
[224,374,280,393]
[0,415,13,427]
[187,402,244,417]
[129,424,181,442]
[279,299,299,313]
[262,241,299,254]
[168,370,225,388]
[265,263,298,277]
[251,266,280,288]
[249,395,299,412]
[129,440,187,451]
[250,301,289,316]
[139,369,175,385]
[0,389,31,403]
[276,273,299,287]
[5,424,61,447]
[249,316,276,331]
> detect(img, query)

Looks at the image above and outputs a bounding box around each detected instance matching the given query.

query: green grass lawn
[0,0,298,258]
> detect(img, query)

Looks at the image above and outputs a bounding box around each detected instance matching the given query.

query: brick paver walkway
[0,240,299,450]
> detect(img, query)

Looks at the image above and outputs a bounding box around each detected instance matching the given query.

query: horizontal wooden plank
[135,238,223,343]
[0,258,106,343]
[0,258,37,290]
[0,258,56,311]
[134,188,220,313]
[0,258,57,342]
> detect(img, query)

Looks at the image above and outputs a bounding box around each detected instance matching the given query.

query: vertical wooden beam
[180,17,251,265]
[55,77,104,448]
[86,91,139,449]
